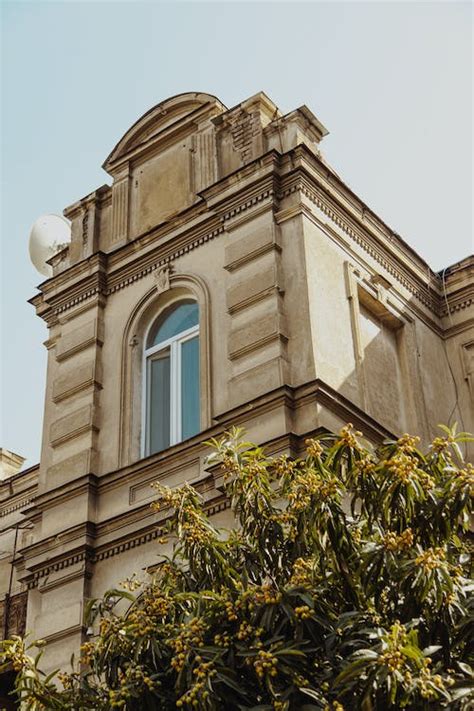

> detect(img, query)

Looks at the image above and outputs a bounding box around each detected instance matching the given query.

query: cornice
[439,284,474,317]
[31,159,280,318]
[39,624,86,645]
[25,546,93,590]
[199,150,280,206]
[294,379,395,442]
[297,201,444,337]
[19,521,94,566]
[25,474,99,515]
[100,164,276,302]
[32,252,108,300]
[278,159,442,316]
[0,470,38,494]
[22,494,230,589]
[106,223,224,297]
[442,297,474,318]
[17,376,414,588]
[442,318,474,339]
[0,497,33,519]
[29,253,108,319]
[289,145,436,277]
[29,143,469,328]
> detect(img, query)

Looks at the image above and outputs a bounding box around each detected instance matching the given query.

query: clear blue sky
[1,1,472,467]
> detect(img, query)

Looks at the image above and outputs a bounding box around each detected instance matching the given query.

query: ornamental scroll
[153,264,172,295]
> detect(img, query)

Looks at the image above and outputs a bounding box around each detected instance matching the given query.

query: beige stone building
[1,92,473,681]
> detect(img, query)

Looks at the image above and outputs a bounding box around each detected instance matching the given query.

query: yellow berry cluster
[338,424,362,449]
[387,453,434,490]
[418,660,447,699]
[305,438,324,458]
[455,463,474,495]
[415,547,446,572]
[288,469,338,516]
[181,510,214,547]
[79,641,96,665]
[220,453,240,478]
[274,455,298,477]
[289,557,314,587]
[378,648,406,672]
[294,605,313,620]
[253,584,282,606]
[242,461,268,482]
[430,435,454,454]
[354,457,376,479]
[108,689,126,708]
[236,621,254,641]
[397,434,420,453]
[120,574,143,591]
[143,593,171,619]
[383,528,414,552]
[213,631,231,647]
[169,618,207,672]
[57,671,74,690]
[224,599,238,621]
[176,661,216,708]
[151,482,184,511]
[99,618,110,636]
[107,666,157,708]
[254,650,278,679]
[1,638,30,672]
[126,607,158,638]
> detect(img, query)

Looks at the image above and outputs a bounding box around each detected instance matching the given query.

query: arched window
[143,300,200,455]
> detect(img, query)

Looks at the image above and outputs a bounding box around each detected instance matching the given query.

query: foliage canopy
[1,424,473,710]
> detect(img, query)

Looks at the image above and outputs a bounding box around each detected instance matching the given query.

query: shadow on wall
[337,279,472,459]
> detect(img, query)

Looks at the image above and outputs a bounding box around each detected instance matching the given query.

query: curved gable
[103,92,226,174]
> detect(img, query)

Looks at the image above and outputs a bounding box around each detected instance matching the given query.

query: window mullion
[175,339,182,444]
[170,340,179,445]
[144,357,150,455]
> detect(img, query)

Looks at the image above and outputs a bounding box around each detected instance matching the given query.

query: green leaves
[1,425,473,710]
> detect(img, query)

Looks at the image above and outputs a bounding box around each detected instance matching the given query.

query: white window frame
[142,318,199,456]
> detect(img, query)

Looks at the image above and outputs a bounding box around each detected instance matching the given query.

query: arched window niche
[143,300,199,455]
[119,272,212,466]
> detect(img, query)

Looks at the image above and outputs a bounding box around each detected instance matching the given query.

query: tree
[1,425,473,710]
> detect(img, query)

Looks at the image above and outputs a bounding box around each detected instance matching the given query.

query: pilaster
[110,164,131,244]
[224,209,288,408]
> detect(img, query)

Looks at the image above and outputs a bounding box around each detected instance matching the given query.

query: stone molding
[118,271,213,467]
[282,177,440,314]
[37,623,85,646]
[23,497,229,589]
[128,457,201,505]
[49,405,97,449]
[52,360,102,404]
[56,318,103,362]
[226,264,284,314]
[30,154,464,331]
[0,498,32,518]
[228,312,288,361]
[103,93,226,173]
[20,376,397,590]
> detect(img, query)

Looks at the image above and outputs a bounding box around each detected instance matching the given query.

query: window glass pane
[148,302,198,348]
[181,336,200,440]
[148,350,170,454]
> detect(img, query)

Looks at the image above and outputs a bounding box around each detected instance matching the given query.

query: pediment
[103,92,226,175]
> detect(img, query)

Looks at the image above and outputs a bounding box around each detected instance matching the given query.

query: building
[1,92,473,677]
